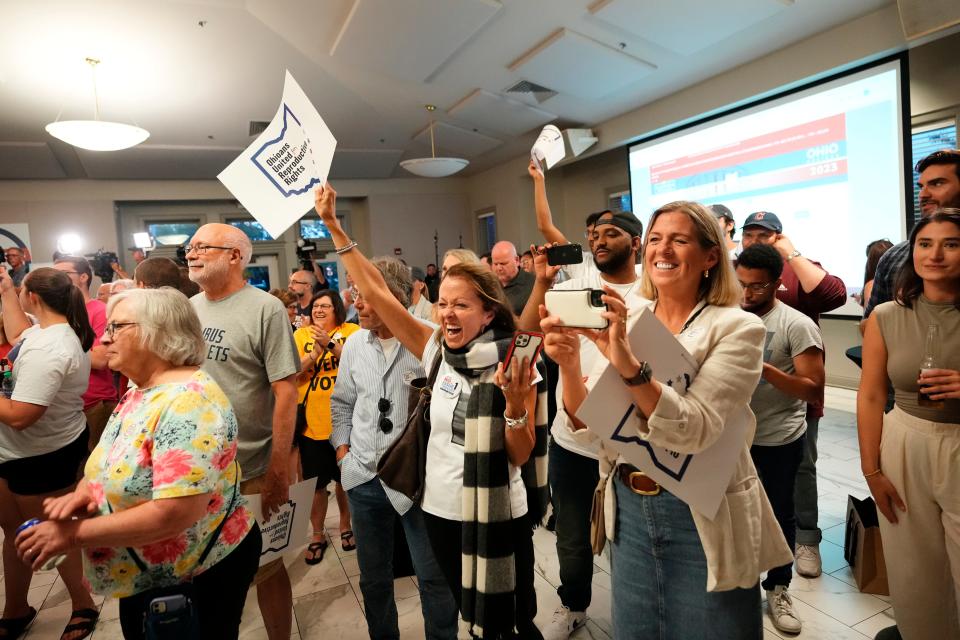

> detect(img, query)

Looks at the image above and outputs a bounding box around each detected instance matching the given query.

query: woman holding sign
[315,184,549,640]
[293,289,359,563]
[540,201,791,639]
[15,288,261,640]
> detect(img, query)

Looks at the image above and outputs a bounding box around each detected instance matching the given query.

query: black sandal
[305,539,328,565]
[0,607,36,640]
[61,607,99,640]
[340,529,357,551]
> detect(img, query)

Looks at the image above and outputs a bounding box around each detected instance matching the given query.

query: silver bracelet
[504,410,528,430]
[335,241,358,255]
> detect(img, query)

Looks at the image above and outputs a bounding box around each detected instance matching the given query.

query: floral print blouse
[83,370,255,597]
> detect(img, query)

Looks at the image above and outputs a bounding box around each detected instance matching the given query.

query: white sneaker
[543,605,587,640]
[766,586,802,634]
[795,544,822,577]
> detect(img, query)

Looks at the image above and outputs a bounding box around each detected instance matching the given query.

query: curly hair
[735,244,784,281]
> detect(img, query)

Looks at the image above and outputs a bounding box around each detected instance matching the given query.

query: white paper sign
[531,124,565,170]
[245,477,318,566]
[218,70,337,239]
[577,308,749,520]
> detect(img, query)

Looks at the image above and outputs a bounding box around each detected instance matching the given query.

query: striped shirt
[330,327,428,514]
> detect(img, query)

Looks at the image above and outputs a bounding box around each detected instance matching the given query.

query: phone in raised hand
[503,331,544,380]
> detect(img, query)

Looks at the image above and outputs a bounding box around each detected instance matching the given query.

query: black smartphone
[545,243,583,266]
[145,594,197,638]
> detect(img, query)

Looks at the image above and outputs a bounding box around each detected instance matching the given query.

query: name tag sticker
[402,371,418,384]
[439,375,460,397]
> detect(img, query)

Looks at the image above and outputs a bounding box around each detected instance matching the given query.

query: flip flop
[0,607,36,640]
[340,529,356,551]
[305,540,328,565]
[61,607,99,640]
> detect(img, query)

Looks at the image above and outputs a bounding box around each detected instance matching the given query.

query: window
[912,121,958,223]
[606,188,632,213]
[228,219,272,241]
[477,210,497,253]
[299,219,332,240]
[146,221,200,246]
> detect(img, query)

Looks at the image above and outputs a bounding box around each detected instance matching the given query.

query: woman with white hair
[16,288,262,640]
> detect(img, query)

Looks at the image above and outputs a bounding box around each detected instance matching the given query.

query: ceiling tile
[412,121,502,157]
[509,28,656,101]
[447,89,556,136]
[589,0,792,56]
[331,0,503,82]
[329,148,404,178]
[0,143,66,179]
[76,145,243,180]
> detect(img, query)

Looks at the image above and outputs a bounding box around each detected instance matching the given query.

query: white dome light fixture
[400,105,468,178]
[45,58,149,152]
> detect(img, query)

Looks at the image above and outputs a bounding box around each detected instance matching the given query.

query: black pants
[423,512,543,640]
[119,524,262,639]
[751,436,805,590]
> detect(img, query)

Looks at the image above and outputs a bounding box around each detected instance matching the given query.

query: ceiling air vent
[248,120,269,136]
[504,80,557,104]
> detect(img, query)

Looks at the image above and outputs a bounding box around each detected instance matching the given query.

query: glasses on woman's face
[313,303,334,311]
[104,321,138,338]
[378,397,393,433]
[738,281,774,293]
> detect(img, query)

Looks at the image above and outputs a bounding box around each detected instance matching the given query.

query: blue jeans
[548,439,598,611]
[794,415,821,545]
[611,477,762,640]
[347,479,458,640]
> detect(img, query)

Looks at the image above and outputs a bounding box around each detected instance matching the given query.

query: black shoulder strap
[299,346,329,410]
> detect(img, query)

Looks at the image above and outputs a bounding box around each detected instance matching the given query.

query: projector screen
[628,58,909,316]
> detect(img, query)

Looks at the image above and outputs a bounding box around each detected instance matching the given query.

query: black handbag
[109,463,240,639]
[376,350,442,501]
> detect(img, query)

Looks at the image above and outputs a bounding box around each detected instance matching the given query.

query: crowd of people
[0,148,956,640]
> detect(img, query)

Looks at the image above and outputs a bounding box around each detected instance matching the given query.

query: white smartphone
[544,289,608,329]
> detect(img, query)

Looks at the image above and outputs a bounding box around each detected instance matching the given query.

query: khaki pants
[84,400,117,451]
[878,405,960,640]
[240,474,286,587]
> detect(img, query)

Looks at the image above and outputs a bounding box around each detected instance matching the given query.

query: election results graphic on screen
[629,61,907,303]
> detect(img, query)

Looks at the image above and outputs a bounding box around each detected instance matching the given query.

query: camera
[296,239,317,271]
[86,249,120,283]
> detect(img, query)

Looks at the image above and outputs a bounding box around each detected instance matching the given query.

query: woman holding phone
[315,184,548,639]
[540,201,791,639]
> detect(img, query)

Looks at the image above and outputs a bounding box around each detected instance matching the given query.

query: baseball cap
[710,204,735,222]
[595,211,643,238]
[410,266,426,282]
[742,211,782,233]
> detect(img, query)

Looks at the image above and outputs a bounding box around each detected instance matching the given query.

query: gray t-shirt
[0,324,90,462]
[191,285,300,478]
[750,302,823,446]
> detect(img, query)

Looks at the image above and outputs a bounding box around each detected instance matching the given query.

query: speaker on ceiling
[897,0,960,40]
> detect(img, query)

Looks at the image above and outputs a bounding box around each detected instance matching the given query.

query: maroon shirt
[775,259,846,418]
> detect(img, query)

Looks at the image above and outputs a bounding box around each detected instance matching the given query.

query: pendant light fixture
[400,105,468,178]
[45,58,150,152]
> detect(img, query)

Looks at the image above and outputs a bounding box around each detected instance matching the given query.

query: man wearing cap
[519,210,644,640]
[408,266,433,320]
[741,210,846,580]
[710,204,739,258]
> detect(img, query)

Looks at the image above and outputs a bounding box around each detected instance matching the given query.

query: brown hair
[270,288,298,308]
[311,289,347,326]
[895,208,960,310]
[53,255,93,290]
[24,267,95,351]
[135,257,183,290]
[443,262,516,334]
[863,239,893,286]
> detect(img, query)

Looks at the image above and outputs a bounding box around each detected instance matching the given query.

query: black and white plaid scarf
[442,328,549,637]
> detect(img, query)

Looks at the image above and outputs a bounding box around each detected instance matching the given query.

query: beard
[187,259,230,287]
[595,242,634,274]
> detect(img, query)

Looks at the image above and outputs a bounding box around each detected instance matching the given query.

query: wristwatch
[621,361,653,387]
[786,250,802,262]
[326,340,337,350]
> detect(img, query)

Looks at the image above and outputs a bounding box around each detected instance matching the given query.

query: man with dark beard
[518,210,644,640]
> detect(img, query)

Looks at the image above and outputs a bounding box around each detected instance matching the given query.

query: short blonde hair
[639,201,742,307]
[442,248,480,269]
[108,288,205,366]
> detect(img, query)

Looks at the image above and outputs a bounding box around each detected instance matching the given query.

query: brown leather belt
[617,464,661,496]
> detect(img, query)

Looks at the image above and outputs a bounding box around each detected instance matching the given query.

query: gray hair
[107,288,205,366]
[371,257,412,308]
[111,279,135,292]
[222,226,253,267]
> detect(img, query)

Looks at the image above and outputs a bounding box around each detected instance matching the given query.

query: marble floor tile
[789,573,890,627]
[852,608,897,637]
[295,583,368,640]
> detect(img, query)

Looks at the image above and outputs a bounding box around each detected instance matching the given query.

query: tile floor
[2,388,894,639]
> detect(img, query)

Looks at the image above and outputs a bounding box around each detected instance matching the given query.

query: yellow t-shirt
[294,322,360,440]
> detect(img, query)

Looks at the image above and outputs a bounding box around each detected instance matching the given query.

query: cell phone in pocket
[544,289,608,329]
[545,243,583,266]
[145,594,197,639]
[503,331,544,380]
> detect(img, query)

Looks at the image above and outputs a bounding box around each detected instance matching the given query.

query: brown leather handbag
[376,350,442,501]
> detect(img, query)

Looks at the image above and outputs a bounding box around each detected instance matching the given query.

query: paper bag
[843,495,889,595]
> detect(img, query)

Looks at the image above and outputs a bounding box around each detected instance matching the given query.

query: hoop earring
[703,269,710,279]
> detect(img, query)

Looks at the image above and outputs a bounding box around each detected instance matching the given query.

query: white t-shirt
[378,336,399,360]
[420,335,540,521]
[548,273,647,460]
[0,324,91,462]
[560,255,643,282]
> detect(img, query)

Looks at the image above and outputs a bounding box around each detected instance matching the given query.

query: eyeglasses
[738,281,774,293]
[378,397,393,433]
[313,303,333,310]
[183,244,235,255]
[104,321,138,337]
